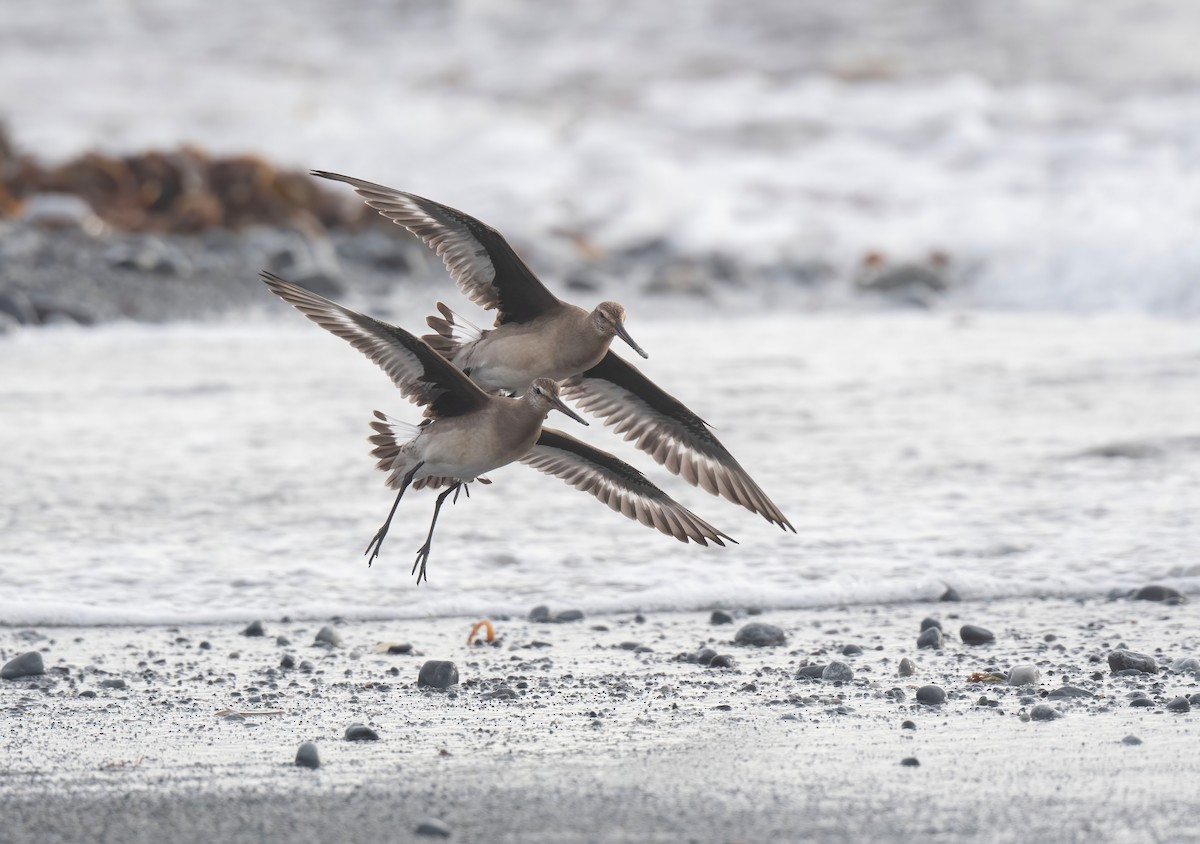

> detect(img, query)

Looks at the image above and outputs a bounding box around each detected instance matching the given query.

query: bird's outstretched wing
[562,353,795,531]
[312,171,561,325]
[522,427,735,546]
[261,271,487,419]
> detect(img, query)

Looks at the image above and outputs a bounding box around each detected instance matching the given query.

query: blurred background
[1,0,1197,624]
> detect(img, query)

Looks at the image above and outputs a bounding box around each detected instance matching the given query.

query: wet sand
[2,596,1198,843]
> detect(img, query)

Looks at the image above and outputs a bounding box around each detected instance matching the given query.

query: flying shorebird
[261,271,732,583]
[312,170,795,534]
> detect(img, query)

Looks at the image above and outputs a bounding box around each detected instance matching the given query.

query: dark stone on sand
[387,643,413,655]
[1122,735,1143,745]
[796,664,827,680]
[710,610,734,625]
[79,690,96,699]
[1007,664,1040,685]
[1029,704,1062,721]
[885,687,906,701]
[1108,649,1158,674]
[280,655,295,669]
[900,757,920,767]
[734,622,787,647]
[1133,584,1185,603]
[344,724,379,742]
[822,662,854,682]
[275,636,290,647]
[898,657,915,677]
[415,818,452,838]
[199,641,211,650]
[299,660,315,673]
[99,678,126,690]
[841,644,864,656]
[554,609,584,623]
[1048,686,1094,699]
[528,605,551,622]
[295,742,320,769]
[960,624,994,645]
[418,660,459,689]
[619,641,640,650]
[483,686,518,700]
[314,626,343,647]
[939,586,961,602]
[919,617,942,632]
[695,648,718,665]
[901,720,916,730]
[708,654,735,669]
[916,627,943,650]
[2,652,45,680]
[1166,696,1191,713]
[916,685,945,705]
[1130,697,1154,708]
[241,620,266,637]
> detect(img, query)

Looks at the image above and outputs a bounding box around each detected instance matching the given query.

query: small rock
[1008,664,1040,685]
[822,661,854,683]
[344,724,379,741]
[1029,704,1062,721]
[1,652,45,680]
[618,641,640,650]
[294,742,320,769]
[915,685,945,705]
[959,624,994,645]
[734,622,787,647]
[1130,697,1155,708]
[1107,649,1158,674]
[841,644,864,657]
[898,657,915,677]
[1047,686,1094,699]
[241,620,266,637]
[1133,585,1185,603]
[418,660,459,689]
[280,655,296,669]
[483,686,518,700]
[901,720,916,730]
[1166,696,1191,713]
[314,626,343,647]
[99,678,126,690]
[708,654,735,669]
[939,586,961,602]
[528,605,551,622]
[415,818,452,838]
[900,757,920,767]
[1170,657,1200,673]
[387,643,413,655]
[916,627,943,650]
[796,664,827,680]
[1121,735,1143,745]
[553,609,584,623]
[275,636,291,647]
[694,648,718,665]
[710,610,734,625]
[919,617,942,632]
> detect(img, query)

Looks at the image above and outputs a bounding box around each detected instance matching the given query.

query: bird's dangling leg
[364,461,424,567]
[412,482,462,584]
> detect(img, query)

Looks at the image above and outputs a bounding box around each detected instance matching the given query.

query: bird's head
[591,301,648,359]
[527,378,588,425]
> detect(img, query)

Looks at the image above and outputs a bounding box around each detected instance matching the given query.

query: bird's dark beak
[614,320,649,359]
[548,393,589,425]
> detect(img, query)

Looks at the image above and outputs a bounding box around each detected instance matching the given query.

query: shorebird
[262,271,732,582]
[313,171,795,533]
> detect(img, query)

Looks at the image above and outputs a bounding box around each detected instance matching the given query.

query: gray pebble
[1133,584,1185,603]
[710,610,734,625]
[418,660,459,689]
[1166,696,1191,713]
[483,686,518,700]
[959,624,994,645]
[1047,686,1094,699]
[822,661,854,682]
[919,617,942,632]
[900,757,920,767]
[694,648,718,665]
[314,625,343,647]
[280,655,296,669]
[1121,735,1143,745]
[1029,704,1062,721]
[241,620,266,637]
[1170,658,1200,673]
[344,724,379,741]
[387,643,413,655]
[99,678,126,690]
[734,622,787,647]
[275,636,291,647]
[1108,649,1158,674]
[415,818,452,837]
[841,644,864,657]
[939,586,961,602]
[915,685,945,705]
[708,654,735,669]
[554,609,584,623]
[618,641,640,650]
[294,742,320,769]
[1130,697,1155,708]
[1008,664,1040,685]
[299,660,314,672]
[901,720,916,730]
[223,713,246,723]
[796,664,826,680]
[1,652,45,680]
[898,657,915,677]
[528,605,551,622]
[916,627,943,650]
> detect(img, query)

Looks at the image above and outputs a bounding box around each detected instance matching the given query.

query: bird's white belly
[413,430,518,480]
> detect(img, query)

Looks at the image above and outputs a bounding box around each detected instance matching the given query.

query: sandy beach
[3,595,1197,843]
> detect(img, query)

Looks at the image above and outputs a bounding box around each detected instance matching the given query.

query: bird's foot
[411,542,433,584]
[364,529,387,568]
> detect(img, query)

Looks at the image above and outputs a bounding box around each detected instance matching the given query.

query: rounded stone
[295,742,321,768]
[916,627,943,650]
[959,624,995,645]
[1170,657,1200,674]
[710,610,734,625]
[99,678,126,690]
[415,818,452,837]
[1,652,45,680]
[1008,664,1040,685]
[1107,649,1158,674]
[734,622,787,648]
[919,617,942,632]
[1133,584,1185,602]
[553,609,584,623]
[708,654,735,669]
[915,685,946,705]
[795,664,826,680]
[1121,735,1143,745]
[1047,686,1094,699]
[241,620,266,637]
[314,625,343,647]
[841,644,864,657]
[900,757,920,767]
[694,647,718,665]
[901,720,916,730]
[280,654,296,670]
[898,657,916,677]
[822,661,855,683]
[528,605,551,622]
[1166,696,1191,713]
[1029,704,1062,721]
[418,660,459,689]
[344,724,379,741]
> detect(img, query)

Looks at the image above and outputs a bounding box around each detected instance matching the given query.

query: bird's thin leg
[453,483,471,504]
[364,461,424,567]
[412,482,461,584]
